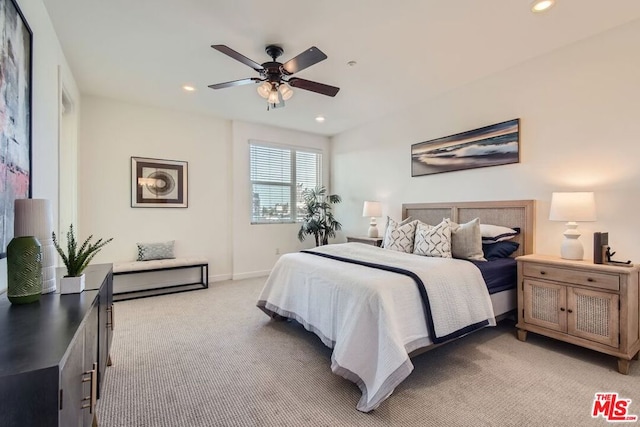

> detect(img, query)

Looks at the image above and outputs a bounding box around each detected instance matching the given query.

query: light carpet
[96,277,640,426]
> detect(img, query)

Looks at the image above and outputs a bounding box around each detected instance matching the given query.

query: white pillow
[383,217,417,253]
[413,219,452,258]
[382,216,413,248]
[137,240,175,261]
[450,218,486,261]
[480,224,519,244]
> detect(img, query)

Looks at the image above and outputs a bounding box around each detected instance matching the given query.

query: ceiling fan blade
[288,78,340,97]
[281,47,327,75]
[211,45,264,72]
[208,77,262,90]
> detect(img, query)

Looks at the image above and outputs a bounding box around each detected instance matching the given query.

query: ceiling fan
[208,44,340,110]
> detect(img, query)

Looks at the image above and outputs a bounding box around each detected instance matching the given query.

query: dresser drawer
[522,263,620,291]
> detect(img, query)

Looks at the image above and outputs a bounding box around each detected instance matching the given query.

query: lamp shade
[257,82,272,98]
[14,199,57,294]
[549,192,596,222]
[279,84,293,100]
[362,201,382,217]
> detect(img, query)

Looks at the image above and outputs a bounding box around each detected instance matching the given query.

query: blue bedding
[471,257,517,294]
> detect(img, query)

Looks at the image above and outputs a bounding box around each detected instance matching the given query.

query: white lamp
[549,192,596,260]
[362,201,382,238]
[14,199,57,293]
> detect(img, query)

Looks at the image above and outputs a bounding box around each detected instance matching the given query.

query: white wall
[231,121,331,279]
[78,96,233,281]
[0,0,79,293]
[332,20,640,262]
[78,106,331,281]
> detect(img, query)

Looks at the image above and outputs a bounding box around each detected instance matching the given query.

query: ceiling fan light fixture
[531,0,555,13]
[210,43,340,109]
[267,87,280,105]
[279,84,293,100]
[257,82,272,98]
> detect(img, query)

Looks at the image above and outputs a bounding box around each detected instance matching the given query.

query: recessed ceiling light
[182,85,196,92]
[315,116,326,123]
[531,0,555,13]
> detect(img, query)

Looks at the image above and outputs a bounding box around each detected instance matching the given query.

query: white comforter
[256,243,495,412]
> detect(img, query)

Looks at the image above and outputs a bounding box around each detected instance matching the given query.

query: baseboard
[209,273,232,282]
[232,270,271,280]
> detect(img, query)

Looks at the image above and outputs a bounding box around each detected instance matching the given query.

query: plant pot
[60,274,85,294]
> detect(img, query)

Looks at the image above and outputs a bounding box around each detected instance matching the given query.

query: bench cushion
[113,257,208,274]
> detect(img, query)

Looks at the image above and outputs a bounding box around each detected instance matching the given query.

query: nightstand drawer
[523,263,620,291]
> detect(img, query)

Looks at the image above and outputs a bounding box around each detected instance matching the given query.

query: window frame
[249,140,323,225]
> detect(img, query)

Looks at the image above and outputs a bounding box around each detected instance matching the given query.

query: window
[250,141,322,224]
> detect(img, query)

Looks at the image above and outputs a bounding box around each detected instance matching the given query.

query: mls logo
[592,393,638,422]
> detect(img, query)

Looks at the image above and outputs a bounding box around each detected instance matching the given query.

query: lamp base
[560,222,584,260]
[368,218,379,238]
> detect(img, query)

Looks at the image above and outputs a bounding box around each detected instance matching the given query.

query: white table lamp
[14,199,57,293]
[362,201,382,238]
[549,192,596,260]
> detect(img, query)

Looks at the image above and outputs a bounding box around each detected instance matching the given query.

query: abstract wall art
[411,119,520,177]
[131,157,188,208]
[0,0,32,258]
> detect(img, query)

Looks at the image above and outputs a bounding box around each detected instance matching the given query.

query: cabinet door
[523,279,567,332]
[98,273,113,398]
[59,328,85,427]
[567,287,619,348]
[83,305,99,426]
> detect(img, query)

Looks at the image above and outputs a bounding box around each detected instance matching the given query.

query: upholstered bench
[113,257,208,301]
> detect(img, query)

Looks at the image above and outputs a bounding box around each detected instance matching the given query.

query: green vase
[7,236,43,304]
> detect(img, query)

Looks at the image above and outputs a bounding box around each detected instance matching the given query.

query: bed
[257,200,535,412]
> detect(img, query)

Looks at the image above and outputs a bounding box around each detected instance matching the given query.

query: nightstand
[516,254,640,374]
[346,236,383,247]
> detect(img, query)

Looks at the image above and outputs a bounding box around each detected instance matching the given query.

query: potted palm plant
[297,186,342,246]
[52,224,113,294]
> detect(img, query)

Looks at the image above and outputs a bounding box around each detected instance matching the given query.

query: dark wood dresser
[0,264,114,426]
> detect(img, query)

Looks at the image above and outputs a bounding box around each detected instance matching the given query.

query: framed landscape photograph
[411,119,520,177]
[0,0,32,258]
[131,157,188,208]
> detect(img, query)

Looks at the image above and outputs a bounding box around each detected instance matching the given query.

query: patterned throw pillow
[450,218,486,261]
[383,217,417,253]
[413,219,452,258]
[382,216,413,248]
[137,241,175,261]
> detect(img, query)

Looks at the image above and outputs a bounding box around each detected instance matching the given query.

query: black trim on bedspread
[300,250,489,344]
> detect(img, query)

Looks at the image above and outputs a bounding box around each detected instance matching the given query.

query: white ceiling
[42,0,640,136]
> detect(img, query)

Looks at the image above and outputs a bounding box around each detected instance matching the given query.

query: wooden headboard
[402,200,536,257]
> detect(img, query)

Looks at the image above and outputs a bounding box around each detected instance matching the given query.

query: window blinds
[250,142,322,224]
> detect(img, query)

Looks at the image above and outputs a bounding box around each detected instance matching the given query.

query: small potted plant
[52,224,113,294]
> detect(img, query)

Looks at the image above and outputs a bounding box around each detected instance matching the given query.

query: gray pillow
[137,240,175,261]
[450,218,486,261]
